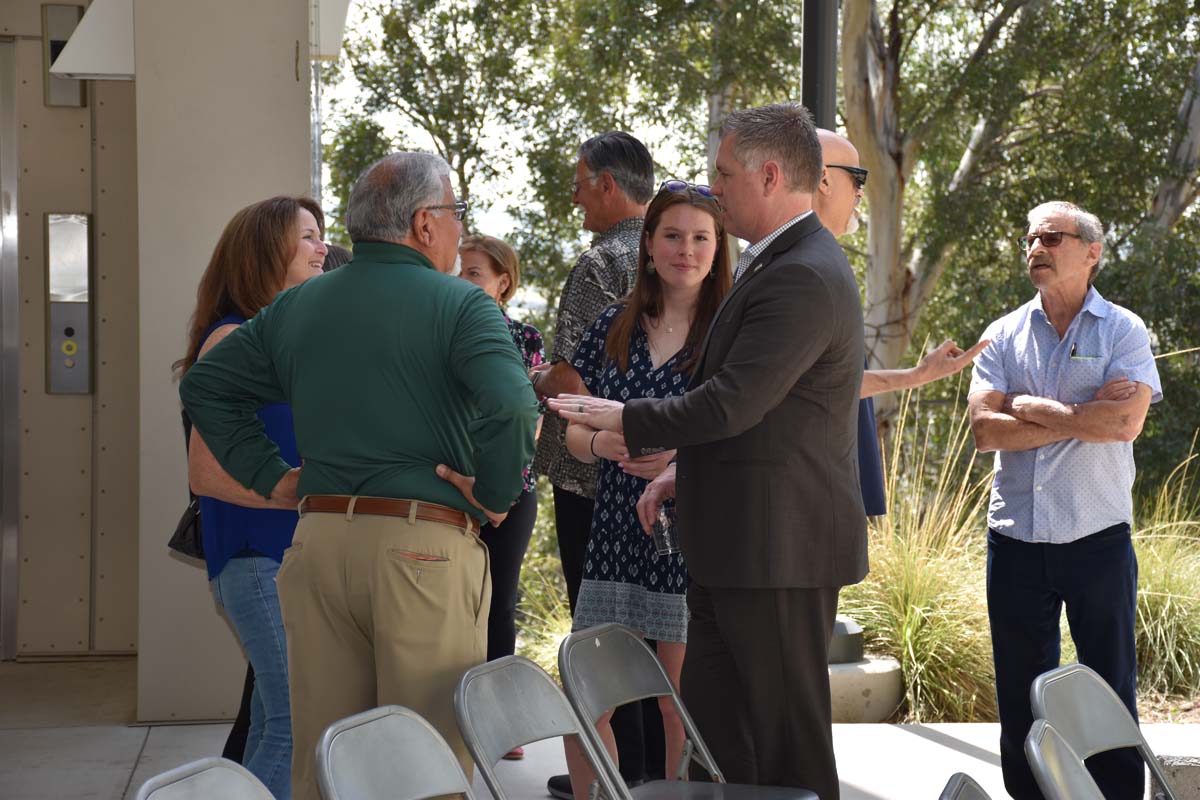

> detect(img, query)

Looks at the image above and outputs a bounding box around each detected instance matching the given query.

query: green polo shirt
[179,242,539,519]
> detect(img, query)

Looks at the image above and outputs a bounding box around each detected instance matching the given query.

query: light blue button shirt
[969,287,1162,543]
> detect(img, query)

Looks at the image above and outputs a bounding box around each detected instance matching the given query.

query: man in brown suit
[550,103,868,800]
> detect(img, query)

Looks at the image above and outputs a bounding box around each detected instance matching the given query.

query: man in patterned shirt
[530,131,655,797]
[969,201,1160,800]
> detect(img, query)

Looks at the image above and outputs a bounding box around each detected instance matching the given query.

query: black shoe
[547,774,573,800]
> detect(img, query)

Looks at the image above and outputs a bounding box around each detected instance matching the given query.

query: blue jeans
[212,555,292,799]
[987,524,1142,800]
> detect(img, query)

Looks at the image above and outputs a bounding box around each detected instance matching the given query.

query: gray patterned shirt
[533,216,643,498]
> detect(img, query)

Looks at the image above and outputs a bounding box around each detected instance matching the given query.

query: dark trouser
[480,489,538,661]
[553,484,665,783]
[222,663,255,763]
[682,580,840,799]
[987,523,1142,800]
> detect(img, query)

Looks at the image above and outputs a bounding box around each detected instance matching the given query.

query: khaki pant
[277,500,490,800]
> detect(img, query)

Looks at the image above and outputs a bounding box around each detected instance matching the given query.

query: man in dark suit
[550,103,868,800]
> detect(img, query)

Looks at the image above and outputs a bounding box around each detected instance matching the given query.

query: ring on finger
[577,404,585,413]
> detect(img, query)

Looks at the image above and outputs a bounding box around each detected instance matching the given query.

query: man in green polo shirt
[180,151,538,799]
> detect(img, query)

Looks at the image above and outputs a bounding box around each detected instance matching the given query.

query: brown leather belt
[300,495,475,532]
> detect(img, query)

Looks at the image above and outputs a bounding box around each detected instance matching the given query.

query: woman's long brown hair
[173,196,324,376]
[604,187,733,376]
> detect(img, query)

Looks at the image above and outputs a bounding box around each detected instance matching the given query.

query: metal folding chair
[134,757,274,800]
[1025,719,1105,800]
[455,655,624,800]
[559,623,818,800]
[937,772,992,800]
[1031,662,1177,800]
[315,705,475,800]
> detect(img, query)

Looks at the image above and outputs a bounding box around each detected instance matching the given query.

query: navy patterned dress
[570,303,690,642]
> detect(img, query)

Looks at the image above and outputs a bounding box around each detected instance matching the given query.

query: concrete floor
[0,659,1196,799]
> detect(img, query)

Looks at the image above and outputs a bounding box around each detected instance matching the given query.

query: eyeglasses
[571,173,599,192]
[827,165,868,190]
[1017,231,1083,251]
[659,179,716,198]
[416,200,469,221]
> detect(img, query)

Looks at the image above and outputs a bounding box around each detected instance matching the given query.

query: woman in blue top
[173,195,327,799]
[561,183,732,797]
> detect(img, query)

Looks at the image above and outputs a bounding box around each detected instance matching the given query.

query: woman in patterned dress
[458,234,546,760]
[563,183,732,794]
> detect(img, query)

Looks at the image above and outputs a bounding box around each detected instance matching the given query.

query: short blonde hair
[460,234,520,304]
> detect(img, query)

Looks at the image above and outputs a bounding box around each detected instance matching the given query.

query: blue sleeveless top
[197,314,301,579]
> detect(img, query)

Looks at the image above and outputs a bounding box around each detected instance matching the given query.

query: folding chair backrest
[455,655,625,800]
[937,772,992,800]
[135,757,274,800]
[315,705,474,800]
[559,624,725,782]
[1031,664,1176,799]
[559,624,673,723]
[1025,720,1105,800]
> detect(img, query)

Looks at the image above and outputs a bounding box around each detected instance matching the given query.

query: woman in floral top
[458,234,544,759]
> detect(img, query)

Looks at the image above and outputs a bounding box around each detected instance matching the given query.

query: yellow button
[61,340,77,356]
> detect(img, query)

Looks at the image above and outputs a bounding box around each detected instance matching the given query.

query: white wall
[135,0,311,721]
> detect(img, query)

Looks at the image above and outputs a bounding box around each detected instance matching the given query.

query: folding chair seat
[1030,662,1178,800]
[315,704,476,800]
[559,624,818,800]
[455,655,624,800]
[135,757,274,800]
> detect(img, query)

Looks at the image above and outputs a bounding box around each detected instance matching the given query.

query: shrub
[1133,445,1200,697]
[840,388,998,722]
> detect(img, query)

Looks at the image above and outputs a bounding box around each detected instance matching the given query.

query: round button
[64,326,75,337]
[61,340,77,356]
[63,358,75,369]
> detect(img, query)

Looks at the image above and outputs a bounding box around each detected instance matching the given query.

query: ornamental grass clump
[840,387,998,722]
[1133,444,1200,698]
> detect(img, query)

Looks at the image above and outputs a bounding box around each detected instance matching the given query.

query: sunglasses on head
[659,179,716,199]
[1017,231,1084,251]
[827,164,868,190]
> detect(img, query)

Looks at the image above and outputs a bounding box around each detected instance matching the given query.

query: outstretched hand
[916,338,992,384]
[548,394,626,433]
[435,464,508,528]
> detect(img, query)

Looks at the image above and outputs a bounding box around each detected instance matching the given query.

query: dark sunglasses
[827,164,868,190]
[1017,231,1084,251]
[659,179,716,198]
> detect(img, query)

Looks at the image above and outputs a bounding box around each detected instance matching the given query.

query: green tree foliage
[324,113,392,244]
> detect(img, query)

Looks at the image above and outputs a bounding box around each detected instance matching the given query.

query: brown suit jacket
[623,213,869,589]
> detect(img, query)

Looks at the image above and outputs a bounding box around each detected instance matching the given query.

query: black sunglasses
[659,180,716,199]
[827,164,868,190]
[1017,231,1084,251]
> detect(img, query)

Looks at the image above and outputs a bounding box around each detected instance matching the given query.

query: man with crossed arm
[968,201,1160,800]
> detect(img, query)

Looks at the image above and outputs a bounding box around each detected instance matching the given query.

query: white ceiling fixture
[48,0,134,81]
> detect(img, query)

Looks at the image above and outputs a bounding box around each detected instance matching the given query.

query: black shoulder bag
[168,409,205,560]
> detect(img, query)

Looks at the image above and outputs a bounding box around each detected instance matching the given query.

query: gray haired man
[181,152,538,799]
[969,201,1159,800]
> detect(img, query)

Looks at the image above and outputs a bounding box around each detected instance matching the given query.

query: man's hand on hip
[548,394,625,433]
[435,464,508,527]
[270,468,302,510]
[636,464,677,535]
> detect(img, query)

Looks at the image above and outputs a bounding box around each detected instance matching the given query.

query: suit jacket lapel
[689,214,825,385]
